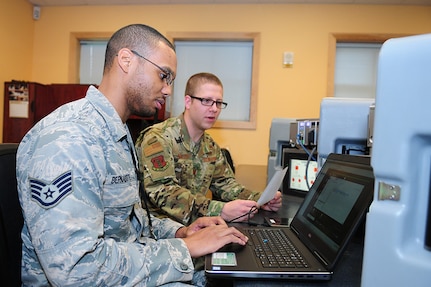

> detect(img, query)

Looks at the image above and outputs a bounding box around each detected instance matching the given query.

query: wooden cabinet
[3,81,165,143]
[3,82,48,143]
[35,83,90,123]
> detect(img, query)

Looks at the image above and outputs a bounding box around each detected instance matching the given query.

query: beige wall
[0,0,34,135]
[2,1,431,167]
[0,0,33,82]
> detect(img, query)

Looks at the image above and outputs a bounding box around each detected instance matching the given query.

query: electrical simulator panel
[267,118,318,185]
[289,119,319,147]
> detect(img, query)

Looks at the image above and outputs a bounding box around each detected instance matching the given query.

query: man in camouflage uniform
[135,73,282,227]
[16,24,248,287]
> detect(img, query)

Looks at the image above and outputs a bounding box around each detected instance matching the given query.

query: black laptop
[205,153,374,281]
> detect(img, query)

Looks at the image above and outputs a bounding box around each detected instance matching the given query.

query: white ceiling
[26,0,431,7]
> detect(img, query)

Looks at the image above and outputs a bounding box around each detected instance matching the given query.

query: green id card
[211,252,237,266]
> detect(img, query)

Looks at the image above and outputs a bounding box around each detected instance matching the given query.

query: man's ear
[184,95,192,109]
[117,48,133,73]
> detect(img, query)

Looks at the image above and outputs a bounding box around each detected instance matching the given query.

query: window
[168,32,260,129]
[334,43,382,99]
[327,33,409,99]
[79,40,107,85]
[75,32,260,129]
[172,41,253,122]
[69,32,112,84]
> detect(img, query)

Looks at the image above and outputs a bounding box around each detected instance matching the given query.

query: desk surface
[207,195,364,287]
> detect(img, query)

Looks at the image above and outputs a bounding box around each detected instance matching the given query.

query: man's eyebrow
[163,66,174,74]
[163,67,175,78]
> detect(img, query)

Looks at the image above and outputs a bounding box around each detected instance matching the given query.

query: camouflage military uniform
[17,86,201,286]
[135,114,261,226]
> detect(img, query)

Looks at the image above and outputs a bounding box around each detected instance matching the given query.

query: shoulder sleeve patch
[150,154,169,171]
[143,141,164,157]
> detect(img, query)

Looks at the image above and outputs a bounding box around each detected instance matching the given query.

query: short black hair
[103,24,174,74]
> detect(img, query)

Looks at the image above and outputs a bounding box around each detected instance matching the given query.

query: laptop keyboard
[245,228,309,268]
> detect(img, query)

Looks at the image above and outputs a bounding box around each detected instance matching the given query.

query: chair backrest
[221,148,235,174]
[0,143,22,286]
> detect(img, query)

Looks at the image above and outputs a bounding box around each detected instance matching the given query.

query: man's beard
[127,88,158,118]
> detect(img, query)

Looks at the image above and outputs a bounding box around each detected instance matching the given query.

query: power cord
[296,134,317,191]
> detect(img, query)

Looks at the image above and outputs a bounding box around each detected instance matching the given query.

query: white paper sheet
[257,166,288,206]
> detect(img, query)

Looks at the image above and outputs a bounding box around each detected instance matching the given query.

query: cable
[226,206,258,224]
[296,134,316,161]
[305,146,317,191]
[295,134,317,191]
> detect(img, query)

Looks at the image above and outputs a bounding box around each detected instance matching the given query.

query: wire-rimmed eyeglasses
[189,95,228,109]
[131,50,174,86]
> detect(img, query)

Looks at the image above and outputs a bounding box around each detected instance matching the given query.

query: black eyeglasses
[131,50,174,86]
[189,95,228,109]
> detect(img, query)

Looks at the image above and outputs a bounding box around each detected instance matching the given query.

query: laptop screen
[290,154,374,269]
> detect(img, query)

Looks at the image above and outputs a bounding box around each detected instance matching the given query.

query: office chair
[0,143,22,286]
[221,148,235,174]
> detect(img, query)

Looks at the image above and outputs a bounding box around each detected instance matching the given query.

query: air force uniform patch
[30,171,73,209]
